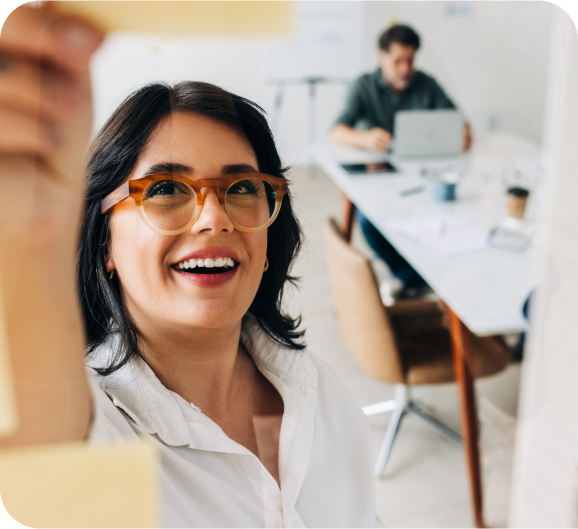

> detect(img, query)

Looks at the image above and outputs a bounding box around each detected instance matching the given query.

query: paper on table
[53,1,292,36]
[514,159,545,182]
[0,267,17,438]
[329,143,390,164]
[386,214,489,257]
[0,440,159,527]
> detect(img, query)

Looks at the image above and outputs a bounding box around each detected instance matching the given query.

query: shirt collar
[87,313,318,453]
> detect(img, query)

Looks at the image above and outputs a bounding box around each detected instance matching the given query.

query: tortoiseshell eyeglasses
[100,173,288,235]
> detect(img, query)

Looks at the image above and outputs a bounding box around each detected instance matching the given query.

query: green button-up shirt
[335,68,456,135]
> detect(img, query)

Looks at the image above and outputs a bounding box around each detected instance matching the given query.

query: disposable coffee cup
[506,187,530,220]
[431,172,460,202]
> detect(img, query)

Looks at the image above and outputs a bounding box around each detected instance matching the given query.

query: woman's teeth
[177,257,235,270]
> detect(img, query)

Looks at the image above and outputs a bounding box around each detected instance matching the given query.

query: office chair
[323,218,510,476]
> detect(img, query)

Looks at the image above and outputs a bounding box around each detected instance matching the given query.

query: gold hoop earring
[263,258,269,272]
[109,269,115,280]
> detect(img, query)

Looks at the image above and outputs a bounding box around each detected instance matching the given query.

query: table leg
[341,195,356,242]
[447,307,485,528]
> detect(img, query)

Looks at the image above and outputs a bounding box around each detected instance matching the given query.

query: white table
[312,133,542,528]
[313,134,540,335]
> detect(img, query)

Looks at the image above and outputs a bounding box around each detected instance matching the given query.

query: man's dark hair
[78,81,305,376]
[378,24,421,52]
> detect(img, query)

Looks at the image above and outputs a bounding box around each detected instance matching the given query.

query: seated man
[331,24,471,299]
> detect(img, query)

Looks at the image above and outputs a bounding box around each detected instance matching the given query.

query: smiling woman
[79,82,302,376]
[77,83,377,527]
[0,5,377,528]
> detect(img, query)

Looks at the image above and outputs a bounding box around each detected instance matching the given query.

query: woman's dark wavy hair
[78,81,305,376]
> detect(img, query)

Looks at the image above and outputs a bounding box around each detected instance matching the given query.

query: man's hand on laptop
[361,127,392,152]
[331,124,392,152]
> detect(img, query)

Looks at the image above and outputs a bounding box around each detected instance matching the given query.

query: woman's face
[108,112,268,334]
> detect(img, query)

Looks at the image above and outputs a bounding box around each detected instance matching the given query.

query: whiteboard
[263,1,365,82]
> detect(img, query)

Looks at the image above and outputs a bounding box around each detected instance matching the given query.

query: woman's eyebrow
[221,164,258,175]
[142,162,258,178]
[143,162,193,177]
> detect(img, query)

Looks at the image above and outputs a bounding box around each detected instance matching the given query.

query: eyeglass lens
[141,178,276,232]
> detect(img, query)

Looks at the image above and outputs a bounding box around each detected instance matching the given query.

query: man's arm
[331,124,393,153]
[429,76,457,110]
[462,122,472,151]
[330,77,393,152]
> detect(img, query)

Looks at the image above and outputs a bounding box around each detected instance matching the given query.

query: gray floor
[285,166,520,528]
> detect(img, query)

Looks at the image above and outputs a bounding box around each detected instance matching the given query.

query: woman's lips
[173,265,239,287]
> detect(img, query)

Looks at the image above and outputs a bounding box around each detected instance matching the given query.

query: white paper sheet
[386,214,490,257]
[514,159,545,182]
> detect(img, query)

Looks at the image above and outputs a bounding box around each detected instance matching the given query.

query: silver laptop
[392,109,463,158]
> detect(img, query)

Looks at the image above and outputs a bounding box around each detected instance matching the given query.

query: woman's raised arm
[0,4,103,447]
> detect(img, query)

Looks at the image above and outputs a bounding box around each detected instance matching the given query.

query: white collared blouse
[87,315,377,528]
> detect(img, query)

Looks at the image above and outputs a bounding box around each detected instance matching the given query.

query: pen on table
[399,186,425,197]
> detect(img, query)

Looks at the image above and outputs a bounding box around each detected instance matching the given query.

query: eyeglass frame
[100,172,288,236]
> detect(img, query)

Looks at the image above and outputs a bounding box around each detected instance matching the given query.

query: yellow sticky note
[54,1,293,36]
[0,269,17,438]
[0,440,159,528]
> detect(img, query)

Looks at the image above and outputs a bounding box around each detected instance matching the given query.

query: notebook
[0,440,159,527]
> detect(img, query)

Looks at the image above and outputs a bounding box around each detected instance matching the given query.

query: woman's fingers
[0,55,89,122]
[0,106,55,156]
[0,4,102,129]
[0,4,103,74]
[0,4,102,186]
[0,55,89,157]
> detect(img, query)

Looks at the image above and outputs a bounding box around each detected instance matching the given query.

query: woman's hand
[0,4,103,248]
[0,4,103,448]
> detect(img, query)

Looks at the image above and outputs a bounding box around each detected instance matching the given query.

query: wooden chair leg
[341,195,356,242]
[447,307,485,528]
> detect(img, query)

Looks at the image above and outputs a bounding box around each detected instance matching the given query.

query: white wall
[91,1,554,167]
[364,1,553,143]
